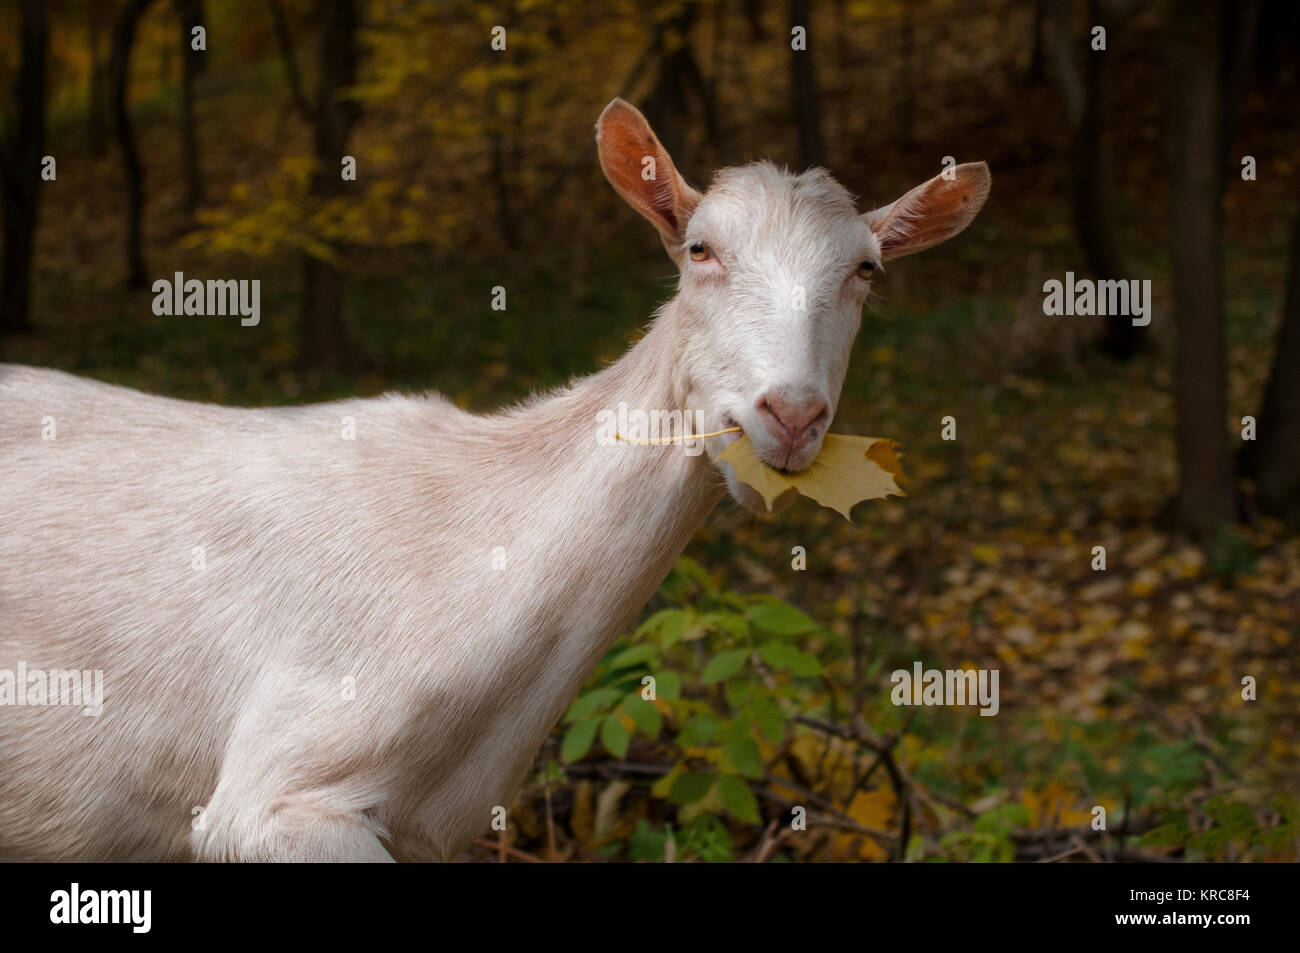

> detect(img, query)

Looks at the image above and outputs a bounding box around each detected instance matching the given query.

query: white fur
[0,100,987,861]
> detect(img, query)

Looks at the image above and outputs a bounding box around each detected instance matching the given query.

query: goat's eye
[857,260,877,279]
[689,242,713,262]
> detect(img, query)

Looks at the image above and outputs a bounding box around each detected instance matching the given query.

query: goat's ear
[597,98,702,257]
[863,162,990,261]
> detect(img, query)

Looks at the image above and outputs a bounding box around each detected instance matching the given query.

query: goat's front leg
[192,790,394,862]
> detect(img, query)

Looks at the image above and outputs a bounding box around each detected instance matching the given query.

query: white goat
[0,99,988,861]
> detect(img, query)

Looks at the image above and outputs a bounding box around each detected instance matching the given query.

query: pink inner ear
[876,166,989,258]
[919,174,981,219]
[652,179,684,233]
[605,126,673,223]
[598,104,697,238]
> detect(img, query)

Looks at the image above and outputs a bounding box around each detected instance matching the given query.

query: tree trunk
[1218,0,1259,190]
[177,0,205,216]
[88,0,108,157]
[1167,0,1236,537]
[898,0,916,150]
[1026,0,1048,83]
[110,0,157,289]
[485,80,518,252]
[1240,195,1300,520]
[0,0,48,336]
[298,0,362,371]
[789,0,825,168]
[300,255,350,371]
[1049,0,1148,360]
[1048,0,1083,123]
[1080,0,1146,360]
[483,0,520,253]
[642,1,716,163]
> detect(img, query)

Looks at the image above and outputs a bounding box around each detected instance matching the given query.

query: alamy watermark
[50,883,150,933]
[1042,272,1151,326]
[152,272,260,326]
[596,402,709,456]
[0,662,104,716]
[890,662,999,716]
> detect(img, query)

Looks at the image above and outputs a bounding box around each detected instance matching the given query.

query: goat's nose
[756,391,829,447]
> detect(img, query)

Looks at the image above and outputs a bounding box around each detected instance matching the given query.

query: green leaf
[718,774,761,824]
[1186,828,1230,855]
[1253,822,1294,850]
[696,610,749,644]
[701,648,750,685]
[674,556,713,591]
[746,601,816,636]
[720,718,752,747]
[678,813,732,862]
[607,643,659,671]
[723,737,764,779]
[1205,797,1254,835]
[564,687,622,723]
[536,758,565,785]
[637,608,689,648]
[788,649,823,677]
[757,640,800,671]
[668,772,716,806]
[756,641,821,676]
[622,694,663,736]
[1138,806,1193,849]
[678,715,720,746]
[661,556,712,602]
[651,763,683,799]
[1141,824,1190,848]
[658,610,689,647]
[679,617,712,642]
[973,803,1030,835]
[724,677,754,708]
[654,670,682,701]
[753,695,785,742]
[627,820,671,862]
[600,715,630,758]
[561,718,600,763]
[718,613,750,642]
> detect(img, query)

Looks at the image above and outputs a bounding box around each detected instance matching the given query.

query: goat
[0,99,989,861]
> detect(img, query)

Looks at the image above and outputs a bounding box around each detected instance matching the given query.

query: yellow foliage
[1020,782,1098,829]
[834,789,895,861]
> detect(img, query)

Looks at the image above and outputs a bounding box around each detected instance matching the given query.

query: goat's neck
[503,303,723,644]
[396,312,725,856]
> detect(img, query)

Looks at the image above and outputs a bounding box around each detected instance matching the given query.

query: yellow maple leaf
[720,434,906,521]
[835,789,895,861]
[1020,782,1097,828]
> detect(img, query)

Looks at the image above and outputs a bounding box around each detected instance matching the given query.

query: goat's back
[0,364,480,859]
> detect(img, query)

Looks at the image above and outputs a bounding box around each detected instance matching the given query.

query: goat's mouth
[716,414,745,449]
[760,439,823,476]
[767,457,810,476]
[713,414,813,473]
[748,427,820,474]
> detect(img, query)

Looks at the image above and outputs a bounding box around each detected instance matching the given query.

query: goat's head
[596,98,990,514]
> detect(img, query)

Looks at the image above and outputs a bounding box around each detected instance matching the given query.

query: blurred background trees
[0,0,46,335]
